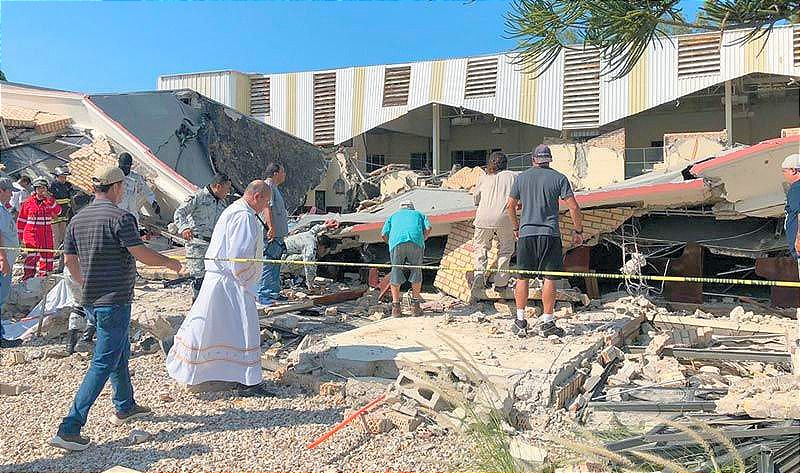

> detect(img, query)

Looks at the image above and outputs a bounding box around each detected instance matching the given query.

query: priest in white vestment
[167,180,272,393]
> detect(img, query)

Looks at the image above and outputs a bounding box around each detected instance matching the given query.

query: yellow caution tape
[6,245,798,288]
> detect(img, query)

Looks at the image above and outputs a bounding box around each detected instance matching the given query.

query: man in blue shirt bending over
[381,201,431,317]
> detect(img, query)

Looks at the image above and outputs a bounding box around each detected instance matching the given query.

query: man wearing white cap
[507,144,584,338]
[381,201,431,317]
[50,165,181,451]
[781,154,800,274]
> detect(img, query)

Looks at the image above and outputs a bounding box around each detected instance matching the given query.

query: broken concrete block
[324,307,338,317]
[642,357,686,387]
[349,408,394,434]
[568,393,588,412]
[128,429,152,445]
[508,437,548,469]
[0,382,30,396]
[319,381,345,397]
[434,406,468,432]
[599,346,623,366]
[3,351,26,366]
[699,365,721,375]
[605,387,629,402]
[273,368,321,393]
[473,384,513,417]
[385,410,421,432]
[644,333,672,356]
[470,311,486,323]
[607,360,641,386]
[395,371,450,411]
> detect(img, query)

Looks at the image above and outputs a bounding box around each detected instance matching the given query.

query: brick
[385,410,421,432]
[644,333,672,356]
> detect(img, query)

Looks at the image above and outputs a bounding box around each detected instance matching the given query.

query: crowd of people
[4,144,797,453]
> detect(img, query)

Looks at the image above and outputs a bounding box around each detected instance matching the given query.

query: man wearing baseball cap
[781,154,800,275]
[51,165,182,451]
[507,144,585,338]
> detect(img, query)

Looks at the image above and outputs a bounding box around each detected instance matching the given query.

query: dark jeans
[258,237,286,303]
[0,273,11,339]
[58,304,135,436]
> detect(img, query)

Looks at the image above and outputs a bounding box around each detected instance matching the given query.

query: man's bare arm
[128,245,182,273]
[64,254,83,286]
[506,197,519,231]
[564,196,584,245]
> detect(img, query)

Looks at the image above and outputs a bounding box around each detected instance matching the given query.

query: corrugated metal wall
[159,25,798,144]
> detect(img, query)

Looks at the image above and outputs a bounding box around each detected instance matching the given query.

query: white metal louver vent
[794,24,800,67]
[382,66,411,107]
[678,33,721,77]
[562,48,600,129]
[249,76,270,115]
[464,57,498,98]
[313,72,336,146]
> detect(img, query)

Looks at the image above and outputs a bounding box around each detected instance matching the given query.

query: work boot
[390,302,403,317]
[538,321,565,338]
[511,319,528,338]
[410,299,423,317]
[80,325,96,344]
[66,329,79,355]
[0,338,22,348]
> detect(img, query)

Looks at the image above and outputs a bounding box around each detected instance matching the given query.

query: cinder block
[395,371,450,411]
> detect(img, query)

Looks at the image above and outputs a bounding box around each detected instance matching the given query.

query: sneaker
[110,404,152,426]
[539,321,565,338]
[49,433,90,451]
[0,338,23,348]
[390,302,403,317]
[235,383,275,398]
[511,319,528,338]
[410,299,423,317]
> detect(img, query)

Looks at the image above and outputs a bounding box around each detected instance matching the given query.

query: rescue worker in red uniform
[17,177,62,280]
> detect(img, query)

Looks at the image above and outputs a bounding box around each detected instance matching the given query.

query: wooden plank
[311,287,367,306]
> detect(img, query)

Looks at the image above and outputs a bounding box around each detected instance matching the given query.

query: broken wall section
[657,130,727,172]
[545,129,626,191]
[434,208,634,302]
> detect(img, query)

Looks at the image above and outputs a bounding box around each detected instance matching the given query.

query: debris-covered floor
[2,272,798,472]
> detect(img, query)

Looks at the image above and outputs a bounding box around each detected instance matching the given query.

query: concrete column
[432,103,441,174]
[724,80,733,147]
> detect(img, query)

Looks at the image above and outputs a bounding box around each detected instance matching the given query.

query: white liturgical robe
[167,198,265,386]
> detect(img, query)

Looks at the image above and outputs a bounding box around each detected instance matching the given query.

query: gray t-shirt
[0,205,19,263]
[267,181,289,239]
[64,199,143,306]
[509,166,574,237]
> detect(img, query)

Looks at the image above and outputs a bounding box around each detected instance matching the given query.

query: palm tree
[506,0,800,78]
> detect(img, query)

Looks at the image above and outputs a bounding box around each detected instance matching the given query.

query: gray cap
[533,144,553,163]
[400,201,415,210]
[0,177,14,191]
[781,154,800,169]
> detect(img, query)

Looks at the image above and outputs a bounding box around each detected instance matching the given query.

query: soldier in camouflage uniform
[173,173,231,300]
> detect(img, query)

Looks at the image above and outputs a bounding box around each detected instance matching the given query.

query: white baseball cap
[781,154,800,169]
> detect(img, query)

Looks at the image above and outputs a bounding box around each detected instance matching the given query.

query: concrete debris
[716,375,800,419]
[642,356,686,387]
[2,351,27,366]
[508,437,548,469]
[384,409,422,432]
[0,382,30,396]
[441,166,484,191]
[128,429,153,445]
[644,332,672,356]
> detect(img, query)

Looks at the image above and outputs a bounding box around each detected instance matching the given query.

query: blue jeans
[58,304,135,436]
[0,272,11,339]
[258,237,286,303]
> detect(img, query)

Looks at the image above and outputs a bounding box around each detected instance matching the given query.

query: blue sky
[1,1,702,94]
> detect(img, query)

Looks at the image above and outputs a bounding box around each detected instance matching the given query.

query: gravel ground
[0,285,477,472]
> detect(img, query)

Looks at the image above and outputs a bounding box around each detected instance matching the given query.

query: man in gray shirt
[507,145,584,338]
[258,163,290,305]
[0,178,22,348]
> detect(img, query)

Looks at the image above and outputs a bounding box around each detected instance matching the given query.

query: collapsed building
[0,81,327,219]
